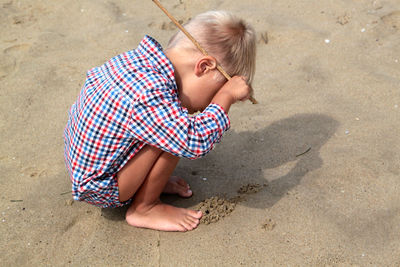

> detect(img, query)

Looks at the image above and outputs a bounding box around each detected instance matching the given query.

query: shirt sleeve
[128,83,230,159]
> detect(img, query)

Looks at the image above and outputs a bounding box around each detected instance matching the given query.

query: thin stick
[60,190,72,196]
[295,147,311,157]
[152,0,258,104]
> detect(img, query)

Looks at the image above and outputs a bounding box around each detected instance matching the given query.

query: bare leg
[117,146,193,201]
[117,145,163,202]
[117,145,202,231]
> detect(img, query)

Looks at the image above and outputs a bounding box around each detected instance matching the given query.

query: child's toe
[179,188,192,198]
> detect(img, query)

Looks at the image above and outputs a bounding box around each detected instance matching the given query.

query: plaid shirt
[64,36,230,205]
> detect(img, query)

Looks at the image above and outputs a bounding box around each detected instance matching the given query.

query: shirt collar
[137,35,176,84]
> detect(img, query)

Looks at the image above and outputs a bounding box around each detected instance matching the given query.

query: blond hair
[167,10,256,84]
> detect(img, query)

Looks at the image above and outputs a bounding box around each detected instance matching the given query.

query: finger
[240,76,249,84]
[239,92,250,102]
[242,95,250,102]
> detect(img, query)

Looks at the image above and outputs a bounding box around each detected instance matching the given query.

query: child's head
[167,10,256,84]
[165,10,256,114]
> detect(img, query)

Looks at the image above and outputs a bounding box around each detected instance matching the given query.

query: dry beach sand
[1,0,400,265]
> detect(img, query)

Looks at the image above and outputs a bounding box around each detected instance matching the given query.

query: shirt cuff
[204,103,231,134]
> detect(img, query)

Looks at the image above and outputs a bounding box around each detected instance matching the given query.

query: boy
[64,10,256,232]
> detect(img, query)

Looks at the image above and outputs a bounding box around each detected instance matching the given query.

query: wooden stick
[152,0,258,104]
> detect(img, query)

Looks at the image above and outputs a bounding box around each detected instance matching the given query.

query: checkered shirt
[63,35,230,207]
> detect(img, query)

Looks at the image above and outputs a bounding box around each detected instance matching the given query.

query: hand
[218,76,251,103]
[211,76,251,113]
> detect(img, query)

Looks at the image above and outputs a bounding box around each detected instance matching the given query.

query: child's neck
[165,49,198,113]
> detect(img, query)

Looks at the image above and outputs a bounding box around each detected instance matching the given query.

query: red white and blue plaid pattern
[64,36,230,208]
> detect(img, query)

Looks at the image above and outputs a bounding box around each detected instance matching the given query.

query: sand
[195,183,266,224]
[1,0,399,265]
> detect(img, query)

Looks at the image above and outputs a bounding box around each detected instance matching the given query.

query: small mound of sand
[237,183,263,194]
[261,218,276,231]
[196,183,267,225]
[195,196,236,225]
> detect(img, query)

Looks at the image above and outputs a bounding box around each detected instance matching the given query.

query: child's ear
[194,56,217,76]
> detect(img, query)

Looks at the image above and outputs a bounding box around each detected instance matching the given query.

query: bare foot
[162,176,192,197]
[126,201,202,231]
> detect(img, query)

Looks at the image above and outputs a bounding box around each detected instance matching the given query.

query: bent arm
[129,88,230,159]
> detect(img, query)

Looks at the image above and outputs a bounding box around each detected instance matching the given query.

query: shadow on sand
[102,113,339,220]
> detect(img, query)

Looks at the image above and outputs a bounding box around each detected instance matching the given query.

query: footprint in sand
[257,31,269,45]
[20,166,47,178]
[0,54,16,79]
[106,1,128,22]
[336,13,350,25]
[0,44,31,79]
[172,0,187,11]
[62,216,78,232]
[3,0,43,26]
[3,43,31,54]
[381,10,400,30]
[148,18,190,31]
